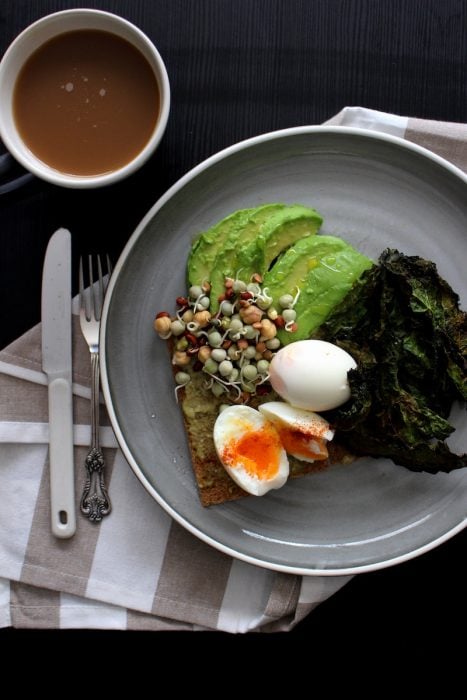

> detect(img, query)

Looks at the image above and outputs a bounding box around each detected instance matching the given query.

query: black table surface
[1,0,466,656]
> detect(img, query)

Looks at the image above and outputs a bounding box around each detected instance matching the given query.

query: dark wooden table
[1,0,466,657]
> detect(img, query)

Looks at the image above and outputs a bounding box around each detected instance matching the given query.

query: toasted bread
[177,366,355,506]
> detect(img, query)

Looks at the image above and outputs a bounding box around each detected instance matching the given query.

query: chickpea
[239,304,263,324]
[154,316,172,337]
[193,310,212,328]
[267,307,278,320]
[259,318,277,339]
[172,350,190,367]
[197,346,212,363]
[181,309,194,323]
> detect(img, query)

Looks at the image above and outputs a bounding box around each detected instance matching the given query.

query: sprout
[247,282,261,296]
[175,371,190,385]
[156,270,302,402]
[282,308,297,323]
[228,318,244,333]
[207,331,223,347]
[232,278,247,293]
[189,285,204,299]
[265,337,281,350]
[256,359,270,375]
[256,286,273,310]
[218,359,234,376]
[243,324,258,340]
[174,371,191,401]
[219,300,234,316]
[193,293,210,312]
[211,348,227,362]
[278,293,294,309]
[227,344,241,360]
[242,364,258,382]
[186,321,200,333]
[292,286,301,307]
[154,315,172,339]
[205,370,242,399]
[203,358,219,374]
[211,382,226,397]
[242,345,256,360]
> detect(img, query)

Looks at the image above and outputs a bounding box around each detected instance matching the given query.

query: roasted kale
[315,249,467,473]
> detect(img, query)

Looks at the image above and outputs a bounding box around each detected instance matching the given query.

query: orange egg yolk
[220,423,283,479]
[276,428,329,461]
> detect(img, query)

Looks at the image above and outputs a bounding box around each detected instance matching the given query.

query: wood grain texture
[0,0,466,652]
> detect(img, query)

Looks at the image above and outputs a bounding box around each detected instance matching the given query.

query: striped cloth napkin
[1,107,466,632]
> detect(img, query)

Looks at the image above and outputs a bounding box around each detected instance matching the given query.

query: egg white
[269,339,356,411]
[213,405,289,496]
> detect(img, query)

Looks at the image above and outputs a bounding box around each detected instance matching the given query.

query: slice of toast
[178,366,356,506]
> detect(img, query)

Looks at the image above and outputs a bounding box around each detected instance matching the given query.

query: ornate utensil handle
[80,352,111,522]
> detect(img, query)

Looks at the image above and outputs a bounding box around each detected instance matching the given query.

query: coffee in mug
[0,9,170,188]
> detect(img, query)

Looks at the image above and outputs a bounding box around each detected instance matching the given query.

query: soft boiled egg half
[213,402,335,496]
[269,339,356,412]
[213,405,289,496]
[258,401,334,464]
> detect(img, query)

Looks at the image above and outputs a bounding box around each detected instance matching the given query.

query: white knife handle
[48,377,76,538]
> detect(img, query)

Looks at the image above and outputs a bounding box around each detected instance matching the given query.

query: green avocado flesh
[263,235,373,344]
[188,203,323,312]
[238,204,323,278]
[208,203,288,311]
[186,203,372,342]
[187,207,255,288]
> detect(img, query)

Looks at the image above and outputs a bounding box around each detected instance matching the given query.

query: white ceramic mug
[0,9,170,188]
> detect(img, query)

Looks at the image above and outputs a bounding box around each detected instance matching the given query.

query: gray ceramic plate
[100,126,467,575]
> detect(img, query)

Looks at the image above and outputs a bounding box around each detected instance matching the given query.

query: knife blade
[41,228,76,538]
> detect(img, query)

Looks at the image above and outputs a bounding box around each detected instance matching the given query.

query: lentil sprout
[155,273,299,401]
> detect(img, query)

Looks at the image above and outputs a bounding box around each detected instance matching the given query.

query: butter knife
[41,228,76,538]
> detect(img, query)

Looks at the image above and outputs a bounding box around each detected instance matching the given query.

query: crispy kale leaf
[315,249,467,473]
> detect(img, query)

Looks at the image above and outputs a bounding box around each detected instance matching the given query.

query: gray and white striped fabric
[1,108,466,631]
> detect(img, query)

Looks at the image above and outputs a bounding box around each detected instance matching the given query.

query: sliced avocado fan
[239,205,323,279]
[263,235,373,344]
[208,203,323,312]
[187,207,255,288]
[208,203,287,311]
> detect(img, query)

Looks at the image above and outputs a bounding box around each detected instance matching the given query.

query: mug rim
[0,8,171,188]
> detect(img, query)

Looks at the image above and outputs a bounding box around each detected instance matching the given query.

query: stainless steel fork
[79,254,112,522]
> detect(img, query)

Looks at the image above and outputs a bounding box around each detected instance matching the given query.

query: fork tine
[96,254,104,322]
[79,253,112,323]
[79,256,89,320]
[79,256,84,300]
[88,254,96,321]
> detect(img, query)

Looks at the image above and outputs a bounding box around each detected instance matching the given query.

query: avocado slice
[209,203,323,312]
[263,235,373,344]
[187,207,255,287]
[208,203,287,311]
[239,205,323,280]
